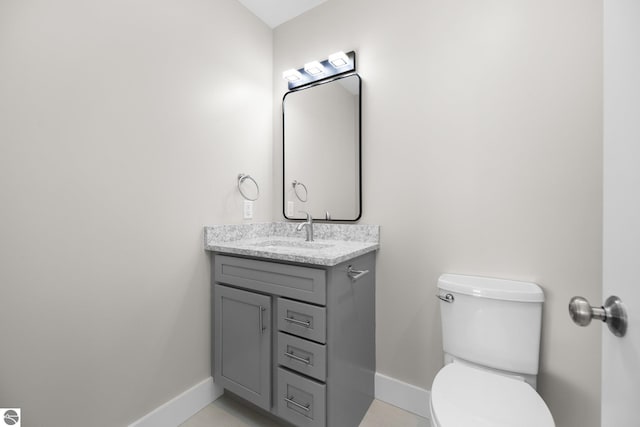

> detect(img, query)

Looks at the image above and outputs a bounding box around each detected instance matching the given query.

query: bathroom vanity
[205,223,378,427]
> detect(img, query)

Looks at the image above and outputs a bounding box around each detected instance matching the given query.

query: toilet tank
[438,274,544,376]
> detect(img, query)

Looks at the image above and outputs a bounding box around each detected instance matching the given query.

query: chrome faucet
[296,211,314,242]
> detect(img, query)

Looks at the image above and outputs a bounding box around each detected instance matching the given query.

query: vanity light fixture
[328,51,349,68]
[283,50,356,90]
[282,68,303,82]
[304,60,325,76]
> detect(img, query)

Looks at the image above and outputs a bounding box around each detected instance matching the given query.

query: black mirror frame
[282,73,362,222]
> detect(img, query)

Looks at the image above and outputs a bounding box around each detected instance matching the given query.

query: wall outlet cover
[243,200,254,219]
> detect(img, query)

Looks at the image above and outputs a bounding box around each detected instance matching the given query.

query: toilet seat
[430,363,555,427]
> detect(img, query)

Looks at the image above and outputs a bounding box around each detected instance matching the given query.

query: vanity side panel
[325,251,376,427]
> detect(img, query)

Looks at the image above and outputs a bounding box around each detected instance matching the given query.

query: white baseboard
[128,377,223,427]
[129,373,429,427]
[375,372,431,420]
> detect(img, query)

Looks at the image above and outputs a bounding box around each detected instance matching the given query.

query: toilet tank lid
[438,274,544,302]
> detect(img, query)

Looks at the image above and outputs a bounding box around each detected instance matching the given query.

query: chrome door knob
[569,297,605,326]
[568,295,628,337]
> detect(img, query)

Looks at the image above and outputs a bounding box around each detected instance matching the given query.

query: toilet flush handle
[436,293,454,303]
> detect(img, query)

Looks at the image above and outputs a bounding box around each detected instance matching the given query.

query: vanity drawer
[278,332,326,381]
[215,255,326,305]
[277,298,326,343]
[277,367,326,427]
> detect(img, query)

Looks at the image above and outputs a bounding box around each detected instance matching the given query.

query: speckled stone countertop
[204,222,379,266]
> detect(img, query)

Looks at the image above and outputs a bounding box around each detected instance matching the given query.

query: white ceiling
[236,0,328,28]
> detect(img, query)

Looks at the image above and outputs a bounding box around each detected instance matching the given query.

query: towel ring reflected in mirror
[292,180,308,202]
[238,173,260,201]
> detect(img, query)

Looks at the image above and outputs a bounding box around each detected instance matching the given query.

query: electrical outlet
[287,201,294,217]
[243,200,253,219]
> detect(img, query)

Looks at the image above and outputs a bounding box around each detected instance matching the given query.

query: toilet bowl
[431,274,555,427]
[429,362,554,427]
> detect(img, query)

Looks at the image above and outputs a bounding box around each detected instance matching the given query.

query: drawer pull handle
[285,396,310,412]
[284,317,311,328]
[284,351,311,365]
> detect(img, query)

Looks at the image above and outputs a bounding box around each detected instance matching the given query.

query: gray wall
[0,0,272,425]
[273,1,603,426]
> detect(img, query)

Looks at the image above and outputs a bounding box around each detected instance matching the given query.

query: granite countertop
[204,222,379,266]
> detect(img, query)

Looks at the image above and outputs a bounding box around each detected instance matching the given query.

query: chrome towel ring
[292,180,308,202]
[238,173,260,201]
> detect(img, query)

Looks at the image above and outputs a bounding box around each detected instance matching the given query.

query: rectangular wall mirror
[283,73,362,221]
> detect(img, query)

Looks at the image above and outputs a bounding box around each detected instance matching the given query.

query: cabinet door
[214,284,271,410]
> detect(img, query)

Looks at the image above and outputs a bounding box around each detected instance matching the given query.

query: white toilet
[429,274,555,427]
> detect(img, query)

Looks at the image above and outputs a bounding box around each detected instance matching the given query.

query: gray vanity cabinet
[212,252,376,427]
[213,284,271,411]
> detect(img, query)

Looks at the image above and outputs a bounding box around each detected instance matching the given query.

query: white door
[602,0,640,425]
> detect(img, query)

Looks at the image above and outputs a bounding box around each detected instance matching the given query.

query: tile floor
[181,394,430,427]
